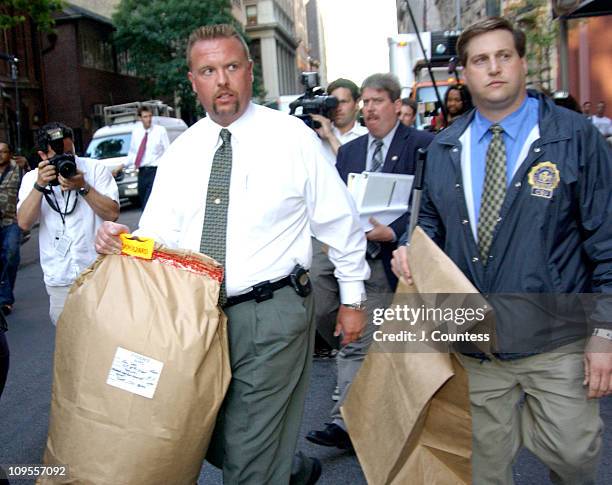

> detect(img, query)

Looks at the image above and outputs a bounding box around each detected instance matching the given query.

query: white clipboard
[347,172,414,231]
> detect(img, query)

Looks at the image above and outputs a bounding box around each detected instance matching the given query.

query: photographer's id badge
[54,230,72,257]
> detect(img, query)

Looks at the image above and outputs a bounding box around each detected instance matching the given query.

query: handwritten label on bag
[120,233,154,260]
[106,347,164,399]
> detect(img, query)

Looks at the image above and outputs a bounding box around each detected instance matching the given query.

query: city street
[0,205,610,484]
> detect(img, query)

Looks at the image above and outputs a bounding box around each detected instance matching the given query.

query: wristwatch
[33,182,46,193]
[592,328,612,341]
[78,182,91,197]
[342,301,367,312]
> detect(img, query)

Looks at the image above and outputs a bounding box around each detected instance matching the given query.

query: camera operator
[310,79,367,361]
[17,122,119,325]
[311,78,367,161]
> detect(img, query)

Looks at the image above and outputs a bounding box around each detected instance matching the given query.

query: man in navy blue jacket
[392,17,612,485]
[306,73,433,450]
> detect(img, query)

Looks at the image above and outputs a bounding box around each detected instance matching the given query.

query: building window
[246,5,258,26]
[250,38,262,70]
[80,27,114,72]
[117,51,137,76]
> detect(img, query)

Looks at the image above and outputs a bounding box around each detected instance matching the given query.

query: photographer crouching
[17,122,119,325]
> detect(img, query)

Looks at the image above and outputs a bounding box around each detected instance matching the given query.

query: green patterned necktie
[200,128,232,305]
[477,124,506,264]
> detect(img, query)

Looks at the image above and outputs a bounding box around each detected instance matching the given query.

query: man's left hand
[335,305,366,346]
[58,170,86,192]
[366,217,395,242]
[584,336,612,399]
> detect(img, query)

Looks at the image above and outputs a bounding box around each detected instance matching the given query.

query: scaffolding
[103,100,174,126]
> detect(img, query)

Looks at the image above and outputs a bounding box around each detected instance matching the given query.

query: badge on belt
[528,161,560,199]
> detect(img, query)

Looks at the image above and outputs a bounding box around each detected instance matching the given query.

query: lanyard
[46,187,78,227]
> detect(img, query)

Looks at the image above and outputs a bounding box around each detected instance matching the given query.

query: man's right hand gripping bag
[39,242,231,485]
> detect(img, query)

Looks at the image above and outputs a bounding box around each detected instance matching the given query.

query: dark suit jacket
[336,123,434,289]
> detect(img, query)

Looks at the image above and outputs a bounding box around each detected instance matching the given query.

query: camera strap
[44,187,78,226]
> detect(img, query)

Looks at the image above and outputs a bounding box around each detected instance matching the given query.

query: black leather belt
[224,275,292,308]
[139,166,157,171]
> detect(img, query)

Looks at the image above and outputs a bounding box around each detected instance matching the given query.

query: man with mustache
[94,24,370,484]
[306,73,433,451]
[392,17,612,485]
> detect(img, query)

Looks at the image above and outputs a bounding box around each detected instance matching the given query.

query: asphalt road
[0,205,610,484]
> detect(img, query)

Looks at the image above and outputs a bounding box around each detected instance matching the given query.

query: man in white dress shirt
[125,106,169,207]
[95,24,369,485]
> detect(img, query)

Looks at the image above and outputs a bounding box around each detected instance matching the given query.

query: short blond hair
[186,24,250,68]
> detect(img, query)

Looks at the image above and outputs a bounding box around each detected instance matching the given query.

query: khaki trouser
[207,286,316,485]
[458,340,602,485]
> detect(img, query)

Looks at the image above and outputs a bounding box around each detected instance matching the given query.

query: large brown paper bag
[39,247,231,485]
[343,227,495,484]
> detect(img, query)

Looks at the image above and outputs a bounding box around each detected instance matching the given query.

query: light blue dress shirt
[470,96,539,227]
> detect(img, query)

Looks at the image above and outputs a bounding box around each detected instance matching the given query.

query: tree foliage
[113,0,264,118]
[0,0,63,32]
[504,0,557,91]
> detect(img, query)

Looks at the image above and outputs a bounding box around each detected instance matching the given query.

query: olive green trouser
[458,340,602,485]
[207,286,316,484]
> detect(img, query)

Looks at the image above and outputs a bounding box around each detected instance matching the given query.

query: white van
[85,101,187,205]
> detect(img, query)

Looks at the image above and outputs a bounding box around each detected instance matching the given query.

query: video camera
[289,72,338,129]
[39,124,77,186]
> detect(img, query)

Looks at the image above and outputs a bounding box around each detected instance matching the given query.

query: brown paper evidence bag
[342,227,495,485]
[39,247,231,485]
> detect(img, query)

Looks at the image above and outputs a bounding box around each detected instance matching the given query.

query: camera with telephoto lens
[42,126,77,186]
[289,72,338,129]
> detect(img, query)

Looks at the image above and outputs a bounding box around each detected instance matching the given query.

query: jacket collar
[384,122,411,172]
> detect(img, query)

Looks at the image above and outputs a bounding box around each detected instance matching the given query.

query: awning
[557,0,612,19]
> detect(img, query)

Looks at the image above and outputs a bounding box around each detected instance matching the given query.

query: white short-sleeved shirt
[18,156,119,286]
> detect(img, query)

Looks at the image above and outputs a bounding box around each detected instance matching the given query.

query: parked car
[85,101,188,205]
